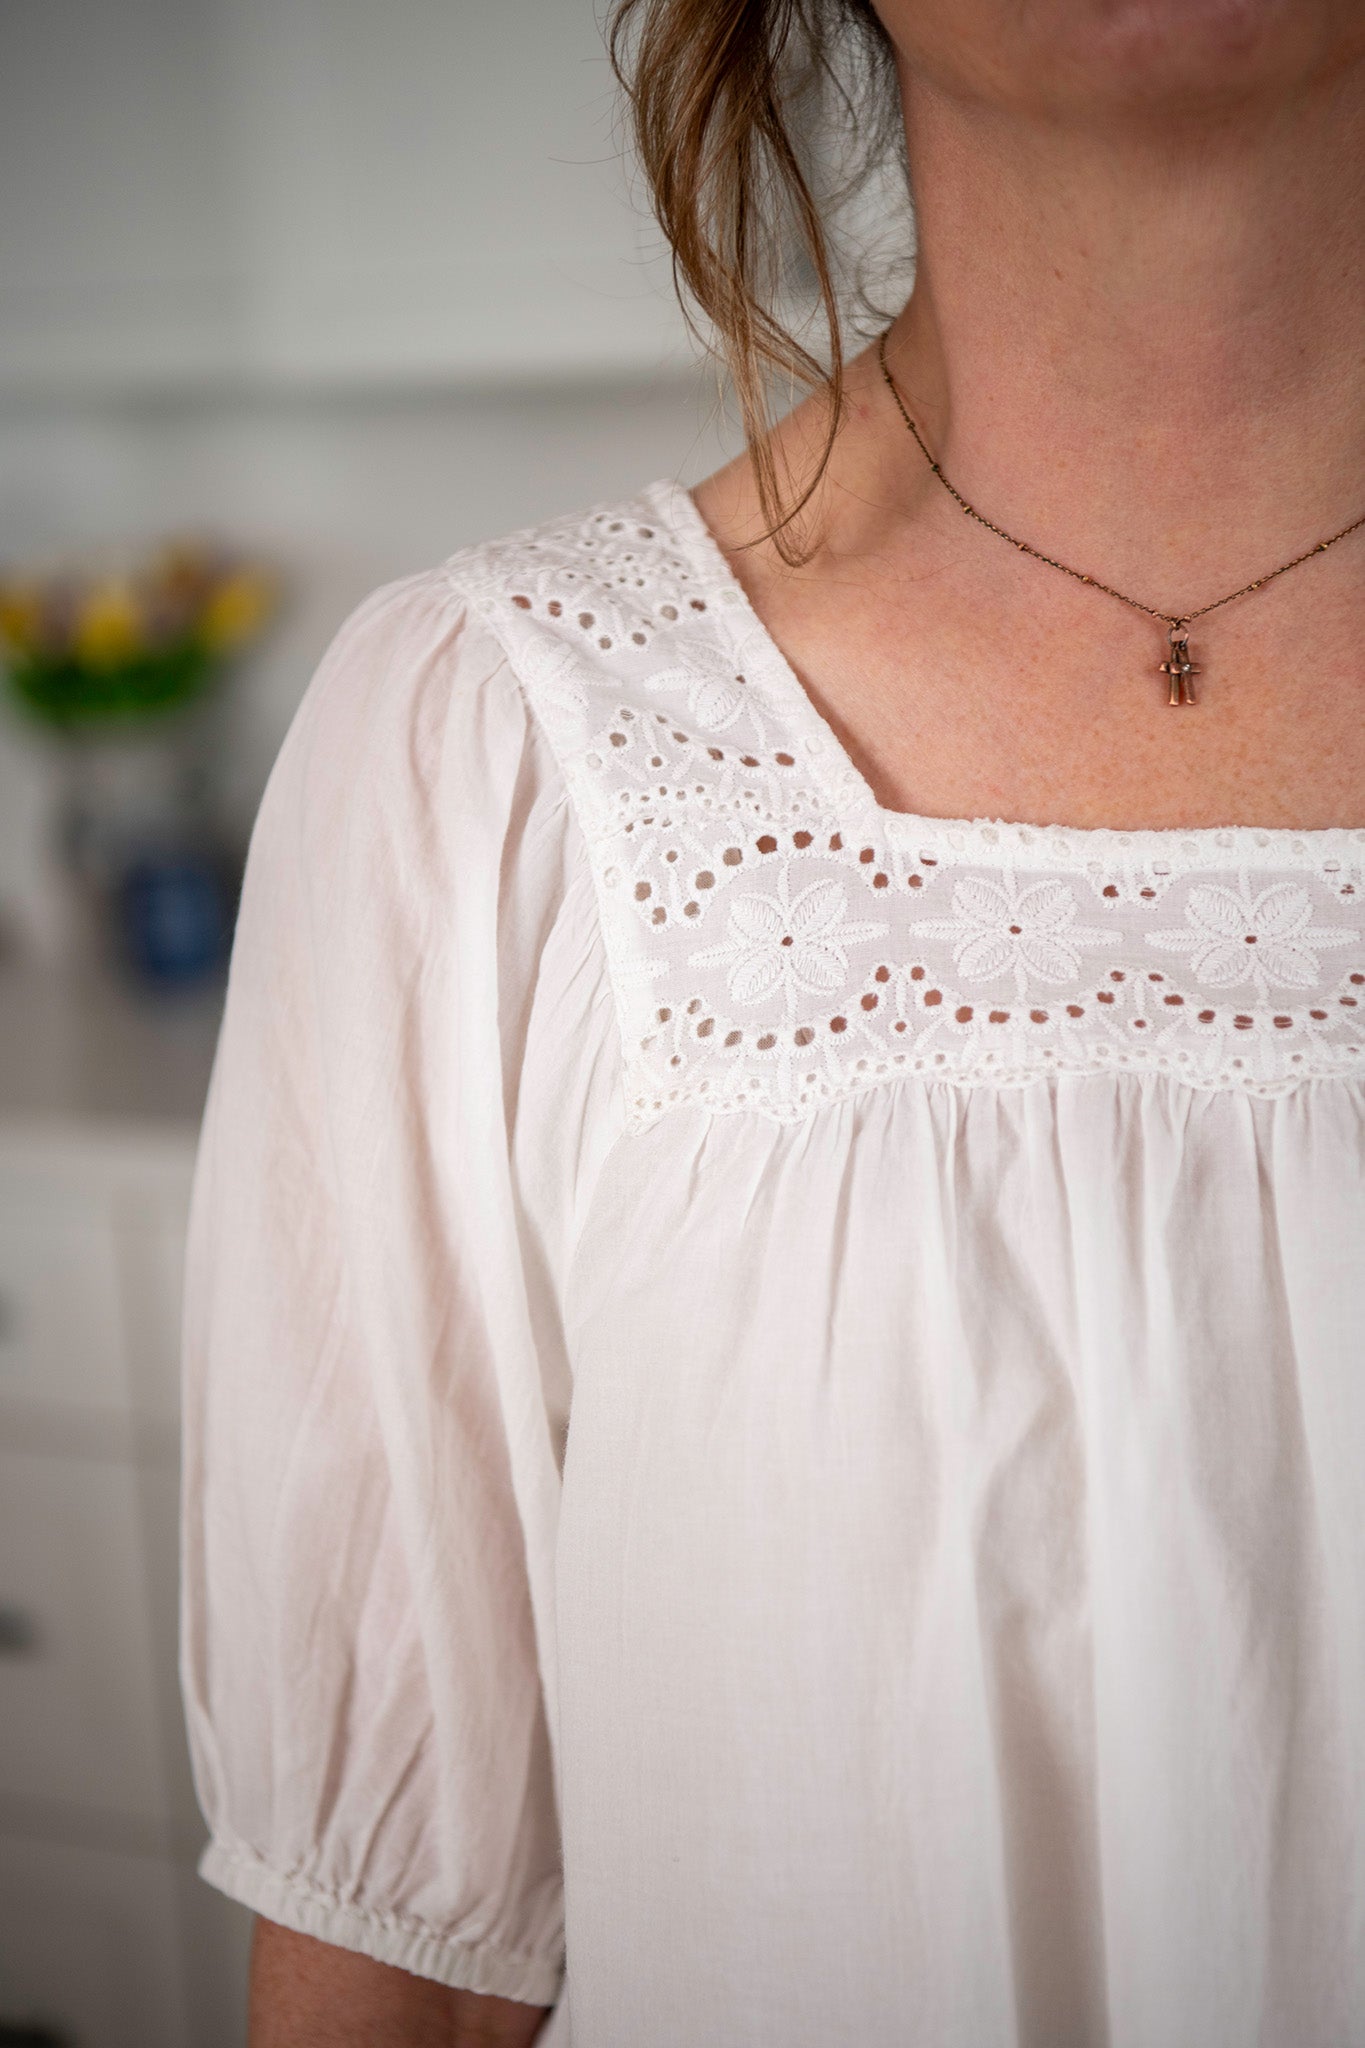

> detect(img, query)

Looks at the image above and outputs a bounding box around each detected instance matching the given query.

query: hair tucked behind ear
[608,0,895,564]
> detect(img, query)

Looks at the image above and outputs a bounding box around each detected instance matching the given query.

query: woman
[181,1,1365,2043]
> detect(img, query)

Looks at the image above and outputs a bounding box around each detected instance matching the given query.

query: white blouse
[180,478,1365,2048]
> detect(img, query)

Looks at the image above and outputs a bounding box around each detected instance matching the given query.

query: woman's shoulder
[442,474,711,613]
[251,472,768,975]
[439,473,735,706]
[292,476,728,774]
[244,480,730,936]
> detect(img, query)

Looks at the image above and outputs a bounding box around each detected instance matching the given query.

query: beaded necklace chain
[876,328,1365,706]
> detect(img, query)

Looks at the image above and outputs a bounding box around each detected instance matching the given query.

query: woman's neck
[879,59,1365,605]
[692,37,1365,831]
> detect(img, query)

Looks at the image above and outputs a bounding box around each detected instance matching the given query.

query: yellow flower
[200,570,274,653]
[0,586,44,655]
[73,581,145,668]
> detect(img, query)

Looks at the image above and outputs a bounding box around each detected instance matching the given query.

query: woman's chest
[731,526,1365,835]
[557,1081,1365,1597]
[549,1087,1365,2044]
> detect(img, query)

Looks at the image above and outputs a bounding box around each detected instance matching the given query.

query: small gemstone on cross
[1159,624,1200,706]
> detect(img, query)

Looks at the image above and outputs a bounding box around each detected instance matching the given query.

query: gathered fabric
[181,480,1365,2046]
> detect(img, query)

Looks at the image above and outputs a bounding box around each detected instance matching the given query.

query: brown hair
[608,0,897,562]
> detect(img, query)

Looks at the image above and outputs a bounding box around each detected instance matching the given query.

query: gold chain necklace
[876,328,1365,706]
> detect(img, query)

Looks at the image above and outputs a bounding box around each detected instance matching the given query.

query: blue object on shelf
[115,846,232,987]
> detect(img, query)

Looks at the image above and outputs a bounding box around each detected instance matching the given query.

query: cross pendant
[1159,621,1200,706]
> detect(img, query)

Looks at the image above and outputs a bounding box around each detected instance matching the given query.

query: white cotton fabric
[180,479,1365,2047]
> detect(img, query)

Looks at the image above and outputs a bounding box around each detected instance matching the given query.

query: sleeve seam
[441,558,633,1163]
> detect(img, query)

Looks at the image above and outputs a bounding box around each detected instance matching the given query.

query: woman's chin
[883,0,1364,124]
[1080,0,1337,107]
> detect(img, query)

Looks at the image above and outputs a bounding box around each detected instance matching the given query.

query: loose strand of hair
[608,0,869,565]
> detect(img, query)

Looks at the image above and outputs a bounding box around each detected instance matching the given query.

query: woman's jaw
[870,0,1365,127]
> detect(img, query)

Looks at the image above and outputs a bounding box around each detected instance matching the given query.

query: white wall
[0,0,750,957]
[0,0,695,391]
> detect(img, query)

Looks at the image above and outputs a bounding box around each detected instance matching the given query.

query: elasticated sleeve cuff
[199,1839,565,2006]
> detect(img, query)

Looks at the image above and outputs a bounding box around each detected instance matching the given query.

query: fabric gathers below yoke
[180,478,1365,2048]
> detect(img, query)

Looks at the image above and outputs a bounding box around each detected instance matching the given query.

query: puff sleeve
[178,565,611,2003]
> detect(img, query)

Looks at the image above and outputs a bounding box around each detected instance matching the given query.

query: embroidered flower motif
[512,634,595,716]
[908,877,1118,995]
[689,875,887,1006]
[473,496,1365,1112]
[1147,883,1358,990]
[644,651,748,731]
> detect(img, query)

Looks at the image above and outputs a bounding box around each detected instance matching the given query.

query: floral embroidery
[689,875,887,1006]
[644,650,749,732]
[1147,882,1358,992]
[908,877,1118,996]
[511,633,596,719]
[452,483,1365,1127]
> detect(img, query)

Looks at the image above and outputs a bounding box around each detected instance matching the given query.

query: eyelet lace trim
[450,485,1365,1130]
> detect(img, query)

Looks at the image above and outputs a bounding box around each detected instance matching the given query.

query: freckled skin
[694,0,1365,831]
[249,1919,550,2047]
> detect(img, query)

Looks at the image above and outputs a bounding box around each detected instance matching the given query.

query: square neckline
[653,474,1365,874]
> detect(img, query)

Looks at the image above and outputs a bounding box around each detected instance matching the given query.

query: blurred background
[0,3,748,2042]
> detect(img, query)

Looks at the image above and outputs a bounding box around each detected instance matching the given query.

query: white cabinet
[0,1450,166,1822]
[0,960,250,2048]
[0,0,690,396]
[0,1185,128,1419]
